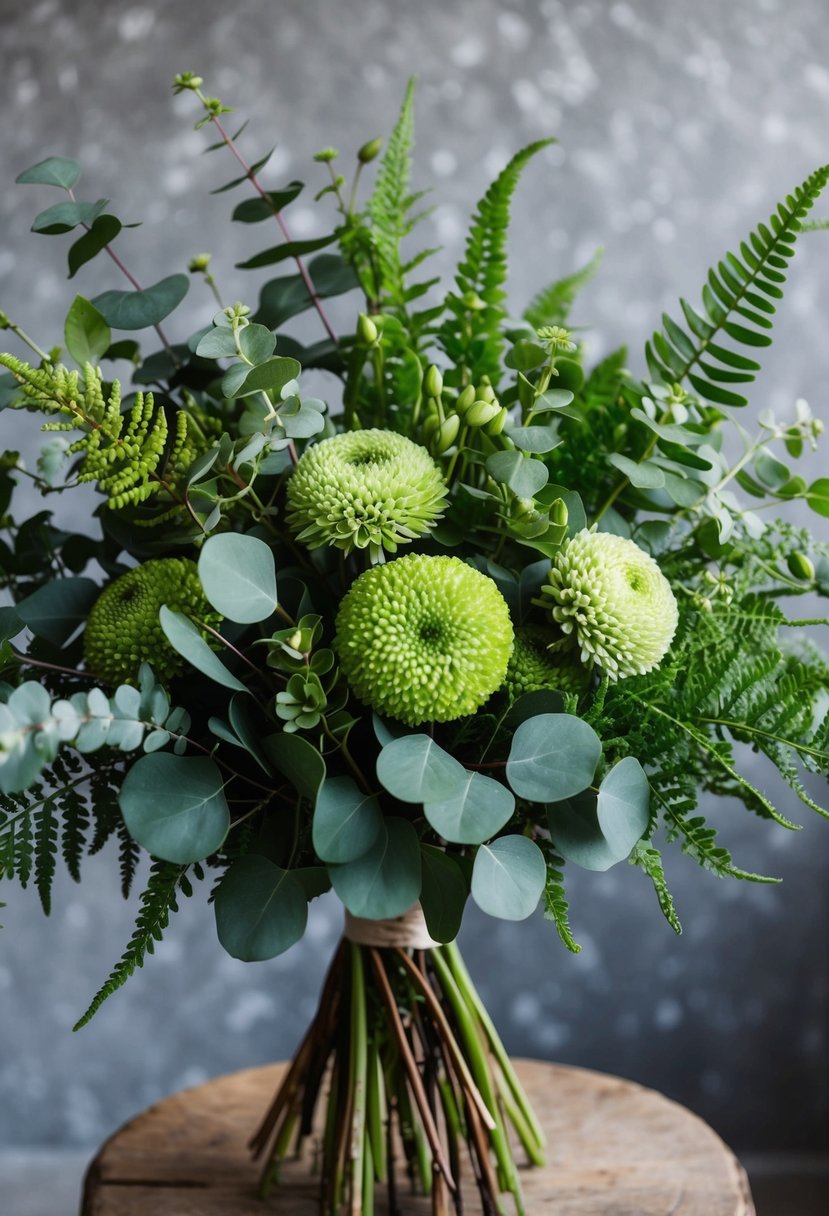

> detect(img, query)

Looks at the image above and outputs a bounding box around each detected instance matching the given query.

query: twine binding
[343,902,439,949]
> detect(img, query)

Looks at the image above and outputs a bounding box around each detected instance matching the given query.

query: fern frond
[541,846,581,953]
[438,139,554,384]
[523,247,603,330]
[0,355,188,511]
[73,859,196,1029]
[646,165,829,406]
[629,840,682,933]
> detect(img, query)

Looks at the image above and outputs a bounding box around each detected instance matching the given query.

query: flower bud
[188,253,212,273]
[549,497,569,527]
[435,415,460,453]
[314,147,340,163]
[357,137,383,164]
[465,400,501,427]
[484,407,508,436]
[787,551,815,582]
[424,365,443,399]
[422,414,441,442]
[357,314,378,344]
[455,385,477,416]
[477,381,496,404]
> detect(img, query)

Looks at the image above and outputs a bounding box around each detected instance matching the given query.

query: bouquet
[2,73,828,1215]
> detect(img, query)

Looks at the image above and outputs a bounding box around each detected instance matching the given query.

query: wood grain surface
[80,1059,755,1215]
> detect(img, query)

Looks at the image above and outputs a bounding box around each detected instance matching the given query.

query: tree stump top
[81,1059,755,1215]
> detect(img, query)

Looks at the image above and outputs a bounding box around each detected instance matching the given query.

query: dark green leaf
[231,182,304,221]
[32,198,107,234]
[330,817,421,919]
[16,577,98,647]
[420,846,466,942]
[64,296,111,365]
[313,776,383,863]
[68,215,122,279]
[93,274,189,330]
[264,732,325,803]
[215,855,307,961]
[235,233,336,271]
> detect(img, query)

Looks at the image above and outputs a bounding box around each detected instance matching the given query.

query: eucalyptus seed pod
[357,314,378,344]
[434,415,460,454]
[424,365,443,399]
[483,406,508,436]
[787,551,816,581]
[357,137,383,164]
[465,399,501,427]
[455,385,477,417]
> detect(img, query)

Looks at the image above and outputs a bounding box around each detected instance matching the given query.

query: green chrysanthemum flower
[286,429,447,562]
[85,558,212,685]
[334,554,513,725]
[504,626,590,701]
[541,529,678,680]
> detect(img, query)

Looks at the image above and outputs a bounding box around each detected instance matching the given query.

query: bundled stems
[251,938,545,1215]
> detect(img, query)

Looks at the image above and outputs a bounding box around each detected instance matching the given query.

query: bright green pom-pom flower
[504,626,590,701]
[286,429,447,562]
[541,529,678,680]
[334,554,513,725]
[85,558,212,685]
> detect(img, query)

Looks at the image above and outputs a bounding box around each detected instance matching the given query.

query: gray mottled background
[2,0,829,1212]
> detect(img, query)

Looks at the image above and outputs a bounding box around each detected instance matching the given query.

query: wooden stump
[80,1059,755,1215]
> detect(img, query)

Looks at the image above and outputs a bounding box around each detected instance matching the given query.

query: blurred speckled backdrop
[1,0,828,1167]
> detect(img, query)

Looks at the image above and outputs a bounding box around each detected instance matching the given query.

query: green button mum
[334,554,513,725]
[85,558,212,685]
[541,529,679,680]
[504,625,590,701]
[286,429,447,562]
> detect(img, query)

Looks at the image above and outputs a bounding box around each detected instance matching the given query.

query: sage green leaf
[119,753,230,863]
[228,694,272,774]
[17,577,99,647]
[93,274,189,330]
[232,182,304,222]
[235,233,336,270]
[376,735,467,804]
[234,356,302,399]
[330,818,422,919]
[505,341,548,371]
[32,198,107,234]
[67,215,122,278]
[486,451,548,498]
[313,775,383,863]
[471,834,546,921]
[198,533,277,623]
[420,845,466,942]
[215,855,307,961]
[806,478,829,518]
[547,792,621,871]
[596,756,651,858]
[424,771,514,844]
[17,156,81,189]
[159,606,246,692]
[195,327,239,359]
[506,713,601,803]
[238,323,276,365]
[64,296,111,365]
[264,732,325,803]
[607,453,666,489]
[509,425,561,454]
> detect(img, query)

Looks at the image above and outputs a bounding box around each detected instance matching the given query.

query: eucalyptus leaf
[195,327,240,359]
[509,425,562,454]
[424,771,515,844]
[238,323,277,364]
[64,296,111,365]
[547,792,621,871]
[596,756,651,858]
[313,775,383,863]
[68,215,122,279]
[376,735,467,804]
[471,835,546,921]
[264,731,325,803]
[234,356,302,399]
[232,182,304,221]
[215,855,307,961]
[93,274,189,330]
[119,753,230,863]
[330,817,422,919]
[420,845,467,942]
[506,713,601,803]
[17,156,81,189]
[486,451,548,498]
[608,453,666,489]
[32,198,108,234]
[198,533,277,623]
[17,577,99,647]
[236,233,336,271]
[159,606,246,692]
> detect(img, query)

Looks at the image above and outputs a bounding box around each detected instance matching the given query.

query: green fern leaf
[541,847,581,953]
[629,840,682,933]
[523,247,603,330]
[646,166,829,405]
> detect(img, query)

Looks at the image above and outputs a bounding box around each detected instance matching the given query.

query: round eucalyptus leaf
[238,323,277,365]
[17,577,99,647]
[330,818,422,920]
[263,731,325,804]
[420,845,467,943]
[506,713,601,803]
[215,855,307,961]
[547,792,620,872]
[313,776,383,863]
[119,753,230,863]
[376,735,467,804]
[424,771,514,844]
[198,533,277,623]
[93,274,189,330]
[596,756,651,859]
[471,835,546,921]
[159,606,246,692]
[485,450,549,498]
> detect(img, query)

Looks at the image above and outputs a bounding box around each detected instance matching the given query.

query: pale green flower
[85,559,212,685]
[504,626,590,701]
[334,554,513,725]
[541,529,678,680]
[286,429,447,562]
